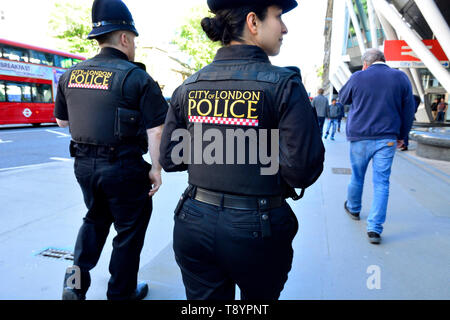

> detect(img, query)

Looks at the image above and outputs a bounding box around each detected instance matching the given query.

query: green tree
[316,65,324,79]
[48,0,98,58]
[171,5,221,75]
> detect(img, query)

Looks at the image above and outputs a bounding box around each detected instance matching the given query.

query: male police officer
[160,0,324,300]
[55,0,168,300]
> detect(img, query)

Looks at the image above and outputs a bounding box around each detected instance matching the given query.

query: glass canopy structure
[328,0,450,122]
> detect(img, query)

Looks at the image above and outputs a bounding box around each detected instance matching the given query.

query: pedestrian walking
[54,0,168,300]
[436,98,448,122]
[430,97,439,121]
[324,98,340,140]
[159,0,324,300]
[311,88,328,137]
[339,48,415,244]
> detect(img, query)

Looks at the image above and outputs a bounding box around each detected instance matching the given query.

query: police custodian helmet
[207,0,298,13]
[87,0,139,40]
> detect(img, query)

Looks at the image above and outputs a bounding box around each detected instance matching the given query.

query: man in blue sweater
[339,48,415,244]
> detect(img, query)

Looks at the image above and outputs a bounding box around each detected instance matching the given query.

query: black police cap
[87,0,139,40]
[207,0,298,13]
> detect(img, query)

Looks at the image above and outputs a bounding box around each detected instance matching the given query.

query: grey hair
[362,48,386,66]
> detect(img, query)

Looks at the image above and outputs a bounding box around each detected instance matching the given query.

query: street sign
[384,40,449,68]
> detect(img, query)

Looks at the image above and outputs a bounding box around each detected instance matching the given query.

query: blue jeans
[436,111,445,122]
[325,119,337,138]
[337,117,342,131]
[346,139,397,234]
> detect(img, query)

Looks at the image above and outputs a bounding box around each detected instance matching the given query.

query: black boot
[62,266,88,300]
[129,282,149,300]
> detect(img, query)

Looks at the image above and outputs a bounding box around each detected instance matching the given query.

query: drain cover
[37,248,74,261]
[332,168,352,175]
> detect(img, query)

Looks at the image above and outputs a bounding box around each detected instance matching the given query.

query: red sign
[384,39,448,62]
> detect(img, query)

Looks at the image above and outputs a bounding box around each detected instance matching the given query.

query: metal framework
[328,0,450,122]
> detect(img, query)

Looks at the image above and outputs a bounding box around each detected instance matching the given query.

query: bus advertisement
[0,38,85,126]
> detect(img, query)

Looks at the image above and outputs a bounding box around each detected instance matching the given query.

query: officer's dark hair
[201,6,269,46]
[95,30,135,46]
[95,32,120,46]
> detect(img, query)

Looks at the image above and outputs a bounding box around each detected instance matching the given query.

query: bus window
[22,84,32,102]
[0,81,5,102]
[2,46,29,63]
[31,83,52,103]
[55,55,73,68]
[29,50,54,66]
[5,82,32,102]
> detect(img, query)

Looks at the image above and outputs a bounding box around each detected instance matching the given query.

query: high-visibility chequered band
[68,83,109,90]
[189,116,259,127]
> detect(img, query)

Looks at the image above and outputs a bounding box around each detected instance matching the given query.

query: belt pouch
[114,107,140,139]
[174,185,194,215]
[69,141,77,157]
[258,198,271,238]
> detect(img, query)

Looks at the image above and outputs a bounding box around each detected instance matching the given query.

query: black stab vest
[62,55,140,146]
[177,60,297,196]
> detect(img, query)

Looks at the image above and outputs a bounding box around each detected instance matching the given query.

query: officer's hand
[148,169,162,197]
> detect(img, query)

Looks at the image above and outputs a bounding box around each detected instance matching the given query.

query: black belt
[190,187,284,210]
[70,141,142,160]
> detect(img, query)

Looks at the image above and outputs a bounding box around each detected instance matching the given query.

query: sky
[0,0,327,93]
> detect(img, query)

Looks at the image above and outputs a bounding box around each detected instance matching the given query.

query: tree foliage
[171,5,221,74]
[316,65,324,79]
[48,0,98,58]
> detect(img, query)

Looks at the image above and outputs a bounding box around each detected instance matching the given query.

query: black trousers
[72,156,152,300]
[317,116,326,137]
[173,197,298,300]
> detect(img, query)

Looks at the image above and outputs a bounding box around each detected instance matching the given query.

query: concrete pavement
[0,125,449,300]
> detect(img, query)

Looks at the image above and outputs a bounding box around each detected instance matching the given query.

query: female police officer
[160,0,324,300]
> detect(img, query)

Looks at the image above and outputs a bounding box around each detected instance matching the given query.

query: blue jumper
[339,63,415,142]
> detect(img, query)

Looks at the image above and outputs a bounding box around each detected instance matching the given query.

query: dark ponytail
[201,6,268,46]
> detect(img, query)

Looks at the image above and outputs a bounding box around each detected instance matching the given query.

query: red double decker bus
[0,38,85,126]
